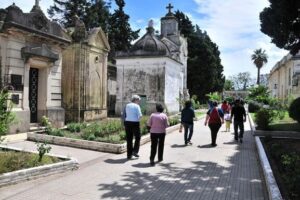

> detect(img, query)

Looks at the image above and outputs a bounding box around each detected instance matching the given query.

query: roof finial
[166,3,173,14]
[148,19,154,28]
[35,0,40,7]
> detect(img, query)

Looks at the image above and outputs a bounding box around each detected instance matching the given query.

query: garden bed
[261,138,300,200]
[0,145,78,187]
[28,123,182,154]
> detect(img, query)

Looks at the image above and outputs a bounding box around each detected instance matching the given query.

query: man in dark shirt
[231,99,246,143]
[181,100,195,145]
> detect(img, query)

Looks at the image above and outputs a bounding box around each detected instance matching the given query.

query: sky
[2,0,288,79]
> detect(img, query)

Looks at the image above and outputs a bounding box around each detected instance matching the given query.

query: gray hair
[131,95,141,102]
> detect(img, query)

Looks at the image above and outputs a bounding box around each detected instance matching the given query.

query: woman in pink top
[147,103,169,166]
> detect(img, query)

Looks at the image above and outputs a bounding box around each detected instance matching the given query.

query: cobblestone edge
[0,145,79,188]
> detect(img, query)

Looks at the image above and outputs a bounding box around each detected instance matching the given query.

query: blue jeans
[183,123,193,144]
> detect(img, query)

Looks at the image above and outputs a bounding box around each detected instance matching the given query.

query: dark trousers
[234,121,244,139]
[208,123,221,145]
[183,123,194,144]
[124,121,141,158]
[150,133,165,161]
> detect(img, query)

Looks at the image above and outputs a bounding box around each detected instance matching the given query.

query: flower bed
[0,145,78,187]
[28,116,181,154]
[261,138,300,200]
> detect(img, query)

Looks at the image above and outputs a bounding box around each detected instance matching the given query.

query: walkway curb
[248,113,283,200]
[0,145,78,188]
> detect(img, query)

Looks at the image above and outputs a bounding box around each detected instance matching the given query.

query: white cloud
[191,0,288,78]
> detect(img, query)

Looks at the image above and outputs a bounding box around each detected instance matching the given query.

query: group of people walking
[122,95,246,166]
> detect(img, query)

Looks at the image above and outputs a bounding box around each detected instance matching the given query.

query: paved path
[0,118,268,200]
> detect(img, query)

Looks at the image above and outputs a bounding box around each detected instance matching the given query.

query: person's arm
[137,105,142,119]
[204,110,210,126]
[230,107,234,121]
[219,109,224,124]
[243,107,247,122]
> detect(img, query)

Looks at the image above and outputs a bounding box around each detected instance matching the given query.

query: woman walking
[181,100,195,145]
[147,103,169,166]
[204,101,224,147]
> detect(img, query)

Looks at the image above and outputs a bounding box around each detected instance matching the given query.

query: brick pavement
[0,118,268,200]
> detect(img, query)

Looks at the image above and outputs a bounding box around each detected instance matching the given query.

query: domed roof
[129,21,170,57]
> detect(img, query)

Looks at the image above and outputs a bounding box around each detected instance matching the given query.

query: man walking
[124,95,142,159]
[231,99,246,143]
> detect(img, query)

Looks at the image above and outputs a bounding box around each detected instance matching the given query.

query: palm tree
[251,48,268,85]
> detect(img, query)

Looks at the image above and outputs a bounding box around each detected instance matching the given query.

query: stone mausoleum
[115,4,188,115]
[62,16,110,122]
[0,2,70,132]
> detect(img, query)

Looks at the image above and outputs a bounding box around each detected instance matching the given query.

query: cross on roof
[35,0,40,6]
[166,3,174,14]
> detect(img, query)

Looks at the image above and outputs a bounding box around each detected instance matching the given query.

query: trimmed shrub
[289,97,300,123]
[255,108,276,130]
[248,101,261,113]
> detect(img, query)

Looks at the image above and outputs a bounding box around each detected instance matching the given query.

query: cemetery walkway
[0,118,268,200]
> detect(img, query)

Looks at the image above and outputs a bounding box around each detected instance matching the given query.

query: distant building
[268,52,300,99]
[115,5,188,115]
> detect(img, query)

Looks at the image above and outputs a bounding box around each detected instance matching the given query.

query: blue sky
[2,0,287,79]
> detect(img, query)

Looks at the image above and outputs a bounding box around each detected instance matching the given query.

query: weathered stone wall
[115,57,183,115]
[62,29,109,122]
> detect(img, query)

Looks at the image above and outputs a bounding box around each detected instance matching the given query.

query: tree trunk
[257,67,260,85]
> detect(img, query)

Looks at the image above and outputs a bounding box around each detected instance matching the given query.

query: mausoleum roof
[116,20,170,58]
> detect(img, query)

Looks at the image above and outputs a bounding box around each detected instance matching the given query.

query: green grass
[250,112,300,132]
[0,150,60,174]
[195,111,205,118]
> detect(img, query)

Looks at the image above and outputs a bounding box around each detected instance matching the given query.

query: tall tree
[251,49,268,85]
[224,79,234,91]
[229,72,253,90]
[260,0,300,55]
[175,11,225,101]
[48,0,111,31]
[108,0,139,60]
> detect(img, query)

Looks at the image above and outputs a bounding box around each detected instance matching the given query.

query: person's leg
[125,122,133,159]
[158,134,165,162]
[133,122,141,156]
[208,124,215,145]
[213,123,221,145]
[183,123,188,145]
[187,124,194,143]
[238,121,244,143]
[150,133,158,162]
[234,121,239,140]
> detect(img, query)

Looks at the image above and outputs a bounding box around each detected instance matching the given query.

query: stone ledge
[248,113,283,200]
[0,145,78,188]
[27,123,183,154]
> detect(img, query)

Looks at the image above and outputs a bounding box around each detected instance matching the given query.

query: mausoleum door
[29,68,39,123]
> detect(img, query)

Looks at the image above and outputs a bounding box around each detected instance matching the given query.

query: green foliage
[248,100,261,113]
[224,96,234,104]
[0,150,59,174]
[228,72,254,90]
[206,92,221,102]
[289,97,300,123]
[41,115,51,127]
[175,11,225,101]
[0,90,15,140]
[169,116,180,126]
[191,95,200,109]
[224,79,234,91]
[107,0,139,60]
[67,122,84,133]
[247,85,270,103]
[255,108,276,130]
[36,142,52,162]
[260,0,300,55]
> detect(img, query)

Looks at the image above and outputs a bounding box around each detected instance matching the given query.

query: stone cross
[166,3,173,14]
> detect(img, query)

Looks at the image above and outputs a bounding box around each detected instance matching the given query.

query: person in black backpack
[230,99,246,143]
[204,101,224,147]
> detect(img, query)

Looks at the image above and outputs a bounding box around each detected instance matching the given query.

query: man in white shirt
[124,95,142,159]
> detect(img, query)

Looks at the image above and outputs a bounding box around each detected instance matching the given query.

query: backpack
[209,108,221,124]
